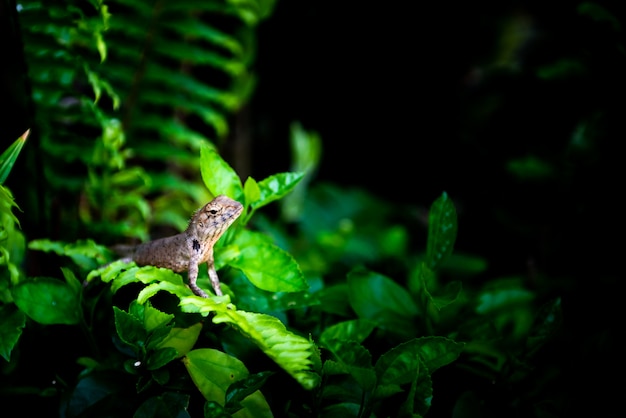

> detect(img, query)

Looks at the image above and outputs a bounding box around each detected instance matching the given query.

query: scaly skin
[128,195,243,297]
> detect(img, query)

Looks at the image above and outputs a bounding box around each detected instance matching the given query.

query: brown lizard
[115,195,243,298]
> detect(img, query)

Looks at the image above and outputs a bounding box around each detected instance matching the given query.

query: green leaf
[157,323,203,358]
[228,242,308,293]
[415,262,463,311]
[347,269,419,336]
[183,348,249,404]
[12,277,81,325]
[412,336,465,373]
[113,306,147,350]
[0,304,26,361]
[60,267,83,295]
[209,309,320,390]
[225,371,274,414]
[200,143,243,201]
[319,319,376,347]
[28,239,112,270]
[374,339,433,415]
[426,192,457,271]
[146,347,178,370]
[0,129,29,184]
[243,176,261,208]
[142,302,175,332]
[227,271,318,313]
[250,172,304,211]
[323,339,376,391]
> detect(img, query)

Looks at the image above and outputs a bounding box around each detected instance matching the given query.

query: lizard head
[190,195,244,240]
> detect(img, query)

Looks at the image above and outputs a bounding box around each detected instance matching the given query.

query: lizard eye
[209,209,218,215]
[199,222,204,227]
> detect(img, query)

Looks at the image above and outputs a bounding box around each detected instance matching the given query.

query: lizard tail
[110,244,137,257]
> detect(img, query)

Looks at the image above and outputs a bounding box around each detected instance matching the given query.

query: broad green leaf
[317,283,352,316]
[228,243,308,292]
[347,269,419,336]
[146,326,172,351]
[375,339,423,387]
[137,280,193,303]
[374,340,434,415]
[113,306,147,349]
[323,339,376,391]
[200,143,243,201]
[12,277,81,325]
[413,336,465,373]
[0,129,29,184]
[227,271,318,313]
[243,176,261,208]
[60,267,83,295]
[211,309,320,390]
[250,172,304,211]
[0,304,26,361]
[157,323,203,358]
[142,302,175,332]
[146,347,178,370]
[319,319,375,347]
[426,192,457,271]
[414,262,463,311]
[184,348,249,404]
[28,239,112,271]
[225,371,274,413]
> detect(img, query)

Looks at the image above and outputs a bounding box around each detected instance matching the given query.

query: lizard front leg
[188,239,210,298]
[206,247,223,297]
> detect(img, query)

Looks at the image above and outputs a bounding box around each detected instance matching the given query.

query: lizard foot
[189,283,210,298]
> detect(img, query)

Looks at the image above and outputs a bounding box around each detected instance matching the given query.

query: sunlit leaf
[200,143,243,201]
[113,306,146,349]
[210,309,320,389]
[243,176,261,209]
[250,172,304,211]
[183,348,249,403]
[157,323,203,358]
[228,242,308,293]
